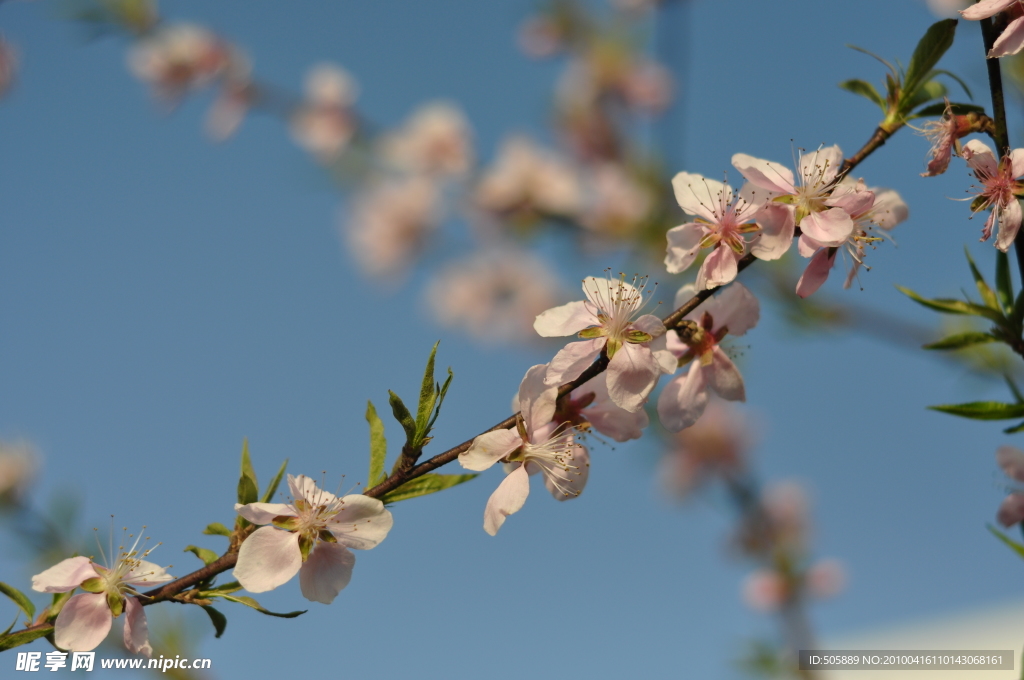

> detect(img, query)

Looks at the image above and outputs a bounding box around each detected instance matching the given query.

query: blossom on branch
[128,24,233,104]
[233,475,393,604]
[535,274,676,412]
[917,100,989,177]
[960,0,1024,58]
[379,102,473,177]
[474,136,583,222]
[460,365,589,535]
[657,282,759,432]
[553,375,649,442]
[996,445,1024,526]
[961,139,1024,252]
[659,399,748,499]
[665,172,792,289]
[32,532,173,656]
[289,64,358,163]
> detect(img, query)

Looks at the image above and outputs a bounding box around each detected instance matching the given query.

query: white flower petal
[606,342,662,412]
[533,300,595,337]
[543,444,589,500]
[32,556,99,593]
[326,494,394,550]
[664,222,706,274]
[54,593,112,652]
[233,525,302,593]
[709,348,746,402]
[234,502,296,526]
[484,464,531,536]
[671,172,731,222]
[299,542,355,604]
[656,364,709,432]
[459,429,523,471]
[545,338,605,386]
[123,597,152,657]
[518,364,557,436]
[731,153,796,195]
[124,560,174,587]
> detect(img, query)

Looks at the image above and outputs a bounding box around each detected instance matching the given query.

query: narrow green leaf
[379,473,478,504]
[427,367,454,433]
[388,391,417,443]
[1013,289,1024,329]
[1004,420,1024,434]
[930,69,973,99]
[964,247,1000,310]
[846,43,897,76]
[237,439,258,506]
[839,79,885,110]
[366,401,387,487]
[928,401,1024,420]
[416,341,440,436]
[260,458,288,503]
[904,19,957,99]
[0,627,53,652]
[922,332,997,350]
[911,101,985,118]
[218,594,305,618]
[203,522,232,537]
[2,614,18,637]
[197,581,243,596]
[997,250,1014,313]
[988,525,1024,560]
[0,582,35,621]
[183,545,219,566]
[896,285,1005,323]
[201,606,227,638]
[902,78,947,113]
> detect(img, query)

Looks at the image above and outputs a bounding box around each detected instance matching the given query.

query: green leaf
[260,458,288,503]
[1004,420,1024,434]
[236,439,259,506]
[0,627,53,652]
[928,401,1024,420]
[904,19,957,100]
[183,545,219,566]
[379,473,478,504]
[416,341,440,436]
[217,594,305,618]
[846,43,897,77]
[203,522,232,537]
[964,247,1000,310]
[201,606,227,638]
[839,79,885,110]
[997,250,1014,313]
[1007,375,1024,403]
[197,581,244,596]
[931,68,973,99]
[911,101,985,118]
[922,332,997,350]
[1013,289,1024,329]
[988,525,1024,560]
[366,401,388,487]
[427,367,454,433]
[903,78,947,113]
[896,285,1005,323]
[388,390,417,444]
[2,614,18,637]
[0,582,35,622]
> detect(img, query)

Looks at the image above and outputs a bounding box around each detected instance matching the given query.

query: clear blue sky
[1,1,1021,678]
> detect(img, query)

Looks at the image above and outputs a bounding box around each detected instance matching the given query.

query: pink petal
[961,0,1016,20]
[123,597,152,657]
[673,283,697,310]
[997,445,1024,482]
[750,204,794,261]
[800,207,854,246]
[460,428,523,471]
[233,525,302,593]
[586,401,649,442]
[795,248,836,298]
[869,188,909,229]
[32,556,99,593]
[697,246,740,289]
[289,474,338,506]
[299,542,355,604]
[54,593,112,652]
[234,502,296,526]
[799,145,843,186]
[483,464,531,536]
[581,276,642,315]
[996,199,1022,252]
[709,347,746,402]
[657,364,709,432]
[533,300,595,337]
[632,314,666,337]
[826,184,875,218]
[998,493,1024,527]
[671,172,732,222]
[1010,148,1024,179]
[606,342,662,412]
[664,222,707,274]
[731,153,795,195]
[124,560,173,588]
[545,338,605,386]
[649,334,680,374]
[325,494,393,550]
[518,364,557,436]
[694,282,760,337]
[736,182,771,216]
[798,233,824,258]
[963,139,998,176]
[543,444,589,500]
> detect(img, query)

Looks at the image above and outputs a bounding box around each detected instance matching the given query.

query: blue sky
[1,1,1023,678]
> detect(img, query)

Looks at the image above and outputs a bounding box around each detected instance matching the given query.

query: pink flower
[460,365,590,535]
[657,282,759,432]
[535,274,676,412]
[474,136,583,220]
[960,1,1024,58]
[127,24,232,104]
[289,64,358,163]
[659,399,748,499]
[205,54,254,141]
[665,172,793,289]
[379,102,474,177]
[918,100,976,177]
[795,180,909,297]
[233,475,393,604]
[580,163,654,239]
[733,145,855,247]
[996,445,1024,526]
[553,375,650,442]
[32,533,173,656]
[962,139,1024,251]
